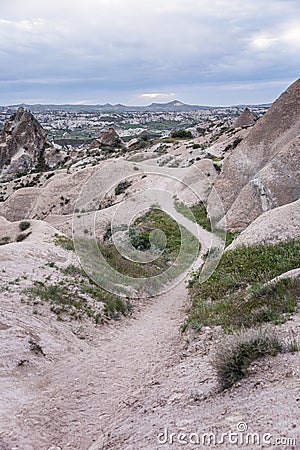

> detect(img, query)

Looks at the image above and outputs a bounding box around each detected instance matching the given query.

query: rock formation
[89,127,123,150]
[228,199,300,249]
[213,78,300,230]
[0,107,54,180]
[233,107,257,128]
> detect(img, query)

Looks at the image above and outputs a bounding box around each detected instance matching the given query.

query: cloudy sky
[0,0,299,105]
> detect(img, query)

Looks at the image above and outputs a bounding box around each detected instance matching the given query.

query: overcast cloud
[0,0,299,105]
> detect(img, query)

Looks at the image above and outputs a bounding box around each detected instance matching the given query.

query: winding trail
[0,189,218,450]
[3,282,189,449]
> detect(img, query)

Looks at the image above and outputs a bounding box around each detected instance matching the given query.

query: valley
[0,80,299,449]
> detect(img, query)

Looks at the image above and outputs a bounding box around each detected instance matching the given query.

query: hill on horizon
[0,100,272,113]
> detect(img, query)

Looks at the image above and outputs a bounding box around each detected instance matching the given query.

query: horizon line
[1,100,272,108]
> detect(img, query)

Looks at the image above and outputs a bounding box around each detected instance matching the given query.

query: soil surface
[0,276,300,450]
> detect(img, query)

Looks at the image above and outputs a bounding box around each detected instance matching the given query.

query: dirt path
[1,214,299,449]
[3,280,300,450]
[2,282,190,450]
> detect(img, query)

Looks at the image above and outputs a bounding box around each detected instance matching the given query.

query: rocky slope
[0,82,299,449]
[0,108,58,180]
[0,217,299,449]
[214,78,300,230]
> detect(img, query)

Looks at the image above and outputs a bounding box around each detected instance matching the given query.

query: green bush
[104,297,132,320]
[19,221,31,231]
[60,264,83,276]
[129,226,151,251]
[115,180,132,195]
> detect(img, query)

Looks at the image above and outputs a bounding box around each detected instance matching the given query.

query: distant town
[0,102,269,142]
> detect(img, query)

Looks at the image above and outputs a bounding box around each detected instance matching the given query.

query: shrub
[98,208,198,279]
[60,264,83,276]
[19,221,31,231]
[174,199,211,232]
[170,129,193,139]
[0,236,10,246]
[16,232,31,242]
[104,297,132,320]
[214,328,282,390]
[129,226,151,251]
[115,180,132,196]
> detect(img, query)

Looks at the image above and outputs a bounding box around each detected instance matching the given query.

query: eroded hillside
[0,82,299,449]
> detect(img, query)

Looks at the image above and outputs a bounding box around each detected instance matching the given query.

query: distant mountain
[148,100,189,109]
[1,101,271,113]
[233,103,272,109]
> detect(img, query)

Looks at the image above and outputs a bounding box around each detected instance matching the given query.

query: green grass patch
[25,281,82,307]
[101,210,179,278]
[100,208,199,279]
[174,199,211,232]
[16,232,31,242]
[225,231,239,247]
[104,297,132,320]
[24,268,132,322]
[60,264,83,276]
[54,234,75,251]
[187,239,300,331]
[134,209,182,256]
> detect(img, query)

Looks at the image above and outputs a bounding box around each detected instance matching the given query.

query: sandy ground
[0,150,299,449]
[0,272,299,450]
